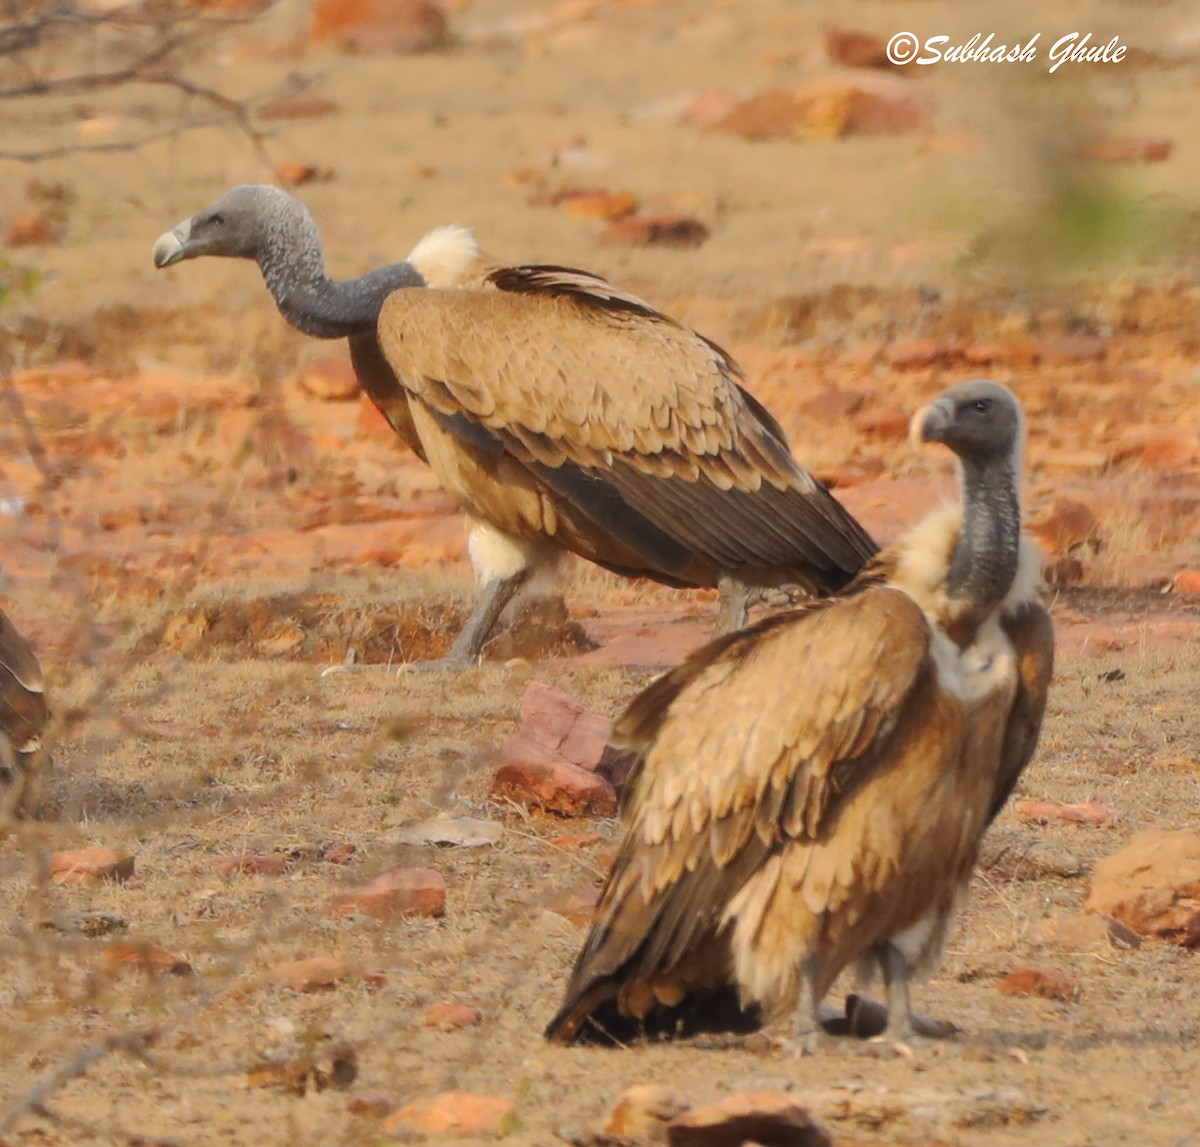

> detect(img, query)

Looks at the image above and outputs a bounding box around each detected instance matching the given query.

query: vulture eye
[210,212,225,227]
[972,398,992,415]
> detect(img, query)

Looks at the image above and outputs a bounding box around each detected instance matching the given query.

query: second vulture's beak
[910,398,954,448]
[152,219,194,269]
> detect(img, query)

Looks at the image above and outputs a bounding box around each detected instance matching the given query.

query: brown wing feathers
[0,608,48,775]
[377,285,877,589]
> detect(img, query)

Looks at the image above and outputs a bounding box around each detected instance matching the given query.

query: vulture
[153,186,877,667]
[0,605,49,814]
[544,379,1054,1050]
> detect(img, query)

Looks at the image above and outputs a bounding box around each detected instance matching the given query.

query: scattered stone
[1014,800,1115,826]
[857,405,910,441]
[823,28,892,69]
[102,942,192,975]
[1032,913,1142,951]
[383,1091,516,1137]
[667,1091,831,1147]
[50,846,135,885]
[492,755,617,817]
[1084,830,1200,945]
[796,1083,1047,1135]
[5,214,57,247]
[1175,570,1200,595]
[297,356,361,401]
[275,161,335,187]
[309,0,448,53]
[979,830,1083,880]
[214,854,290,877]
[39,910,129,937]
[347,1092,394,1117]
[1082,137,1172,163]
[549,831,603,850]
[258,95,340,121]
[392,816,502,848]
[997,966,1079,1000]
[322,841,358,864]
[598,215,711,249]
[1029,500,1098,553]
[328,866,446,919]
[1138,429,1199,471]
[268,956,381,992]
[424,1002,482,1029]
[709,79,931,141]
[546,886,601,927]
[558,190,639,222]
[247,1041,358,1095]
[604,1084,692,1141]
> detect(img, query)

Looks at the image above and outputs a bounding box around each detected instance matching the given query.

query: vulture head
[910,379,1022,466]
[152,184,296,268]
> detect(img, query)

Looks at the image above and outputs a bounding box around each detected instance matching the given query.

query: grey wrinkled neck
[946,453,1021,613]
[257,211,424,339]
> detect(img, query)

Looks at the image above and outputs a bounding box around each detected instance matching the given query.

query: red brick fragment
[327,866,446,919]
[997,966,1079,1000]
[51,846,135,885]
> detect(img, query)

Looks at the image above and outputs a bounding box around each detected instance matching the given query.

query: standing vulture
[544,379,1054,1049]
[0,606,49,815]
[153,186,877,667]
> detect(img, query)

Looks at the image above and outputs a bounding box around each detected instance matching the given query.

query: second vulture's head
[153,184,304,268]
[910,379,1023,466]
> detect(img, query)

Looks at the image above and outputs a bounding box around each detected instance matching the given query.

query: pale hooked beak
[152,219,193,268]
[909,398,953,448]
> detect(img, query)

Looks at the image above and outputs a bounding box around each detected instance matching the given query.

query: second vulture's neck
[257,215,423,339]
[945,450,1021,633]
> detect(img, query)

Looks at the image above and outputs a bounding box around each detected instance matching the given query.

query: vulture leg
[787,954,825,1056]
[857,942,925,1057]
[714,575,752,635]
[409,572,528,673]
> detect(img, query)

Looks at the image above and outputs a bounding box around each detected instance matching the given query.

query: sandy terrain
[2,0,1200,1144]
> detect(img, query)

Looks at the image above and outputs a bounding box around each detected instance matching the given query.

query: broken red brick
[997,966,1079,1000]
[424,1002,483,1029]
[383,1091,516,1136]
[1015,800,1115,826]
[327,866,446,919]
[51,846,135,885]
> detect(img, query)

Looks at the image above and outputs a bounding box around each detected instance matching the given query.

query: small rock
[5,214,57,247]
[548,831,602,849]
[1175,570,1200,595]
[1082,137,1172,163]
[1032,913,1142,951]
[1029,500,1098,553]
[979,831,1083,879]
[275,161,335,187]
[269,956,372,991]
[51,846,135,885]
[424,1002,482,1029]
[546,886,601,927]
[857,405,910,440]
[323,841,358,864]
[605,1084,692,1140]
[102,942,192,975]
[309,0,448,53]
[297,356,361,401]
[383,1091,516,1136]
[356,394,404,447]
[347,1092,394,1117]
[257,95,340,121]
[328,866,446,919]
[1084,830,1200,945]
[559,190,639,222]
[667,1091,831,1147]
[214,854,290,877]
[492,755,617,817]
[1014,800,1115,826]
[1139,430,1199,471]
[823,28,892,69]
[598,215,710,249]
[393,816,502,848]
[996,966,1079,1000]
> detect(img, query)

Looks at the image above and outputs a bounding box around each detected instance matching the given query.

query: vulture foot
[714,575,752,635]
[843,993,958,1041]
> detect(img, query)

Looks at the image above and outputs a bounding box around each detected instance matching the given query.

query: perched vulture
[0,605,49,814]
[544,380,1054,1049]
[153,186,877,667]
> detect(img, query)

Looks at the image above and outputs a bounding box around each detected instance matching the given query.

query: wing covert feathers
[0,608,48,766]
[376,286,876,587]
[544,589,932,1044]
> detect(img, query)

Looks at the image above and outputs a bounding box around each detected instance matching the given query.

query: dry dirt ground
[2,1,1200,1144]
